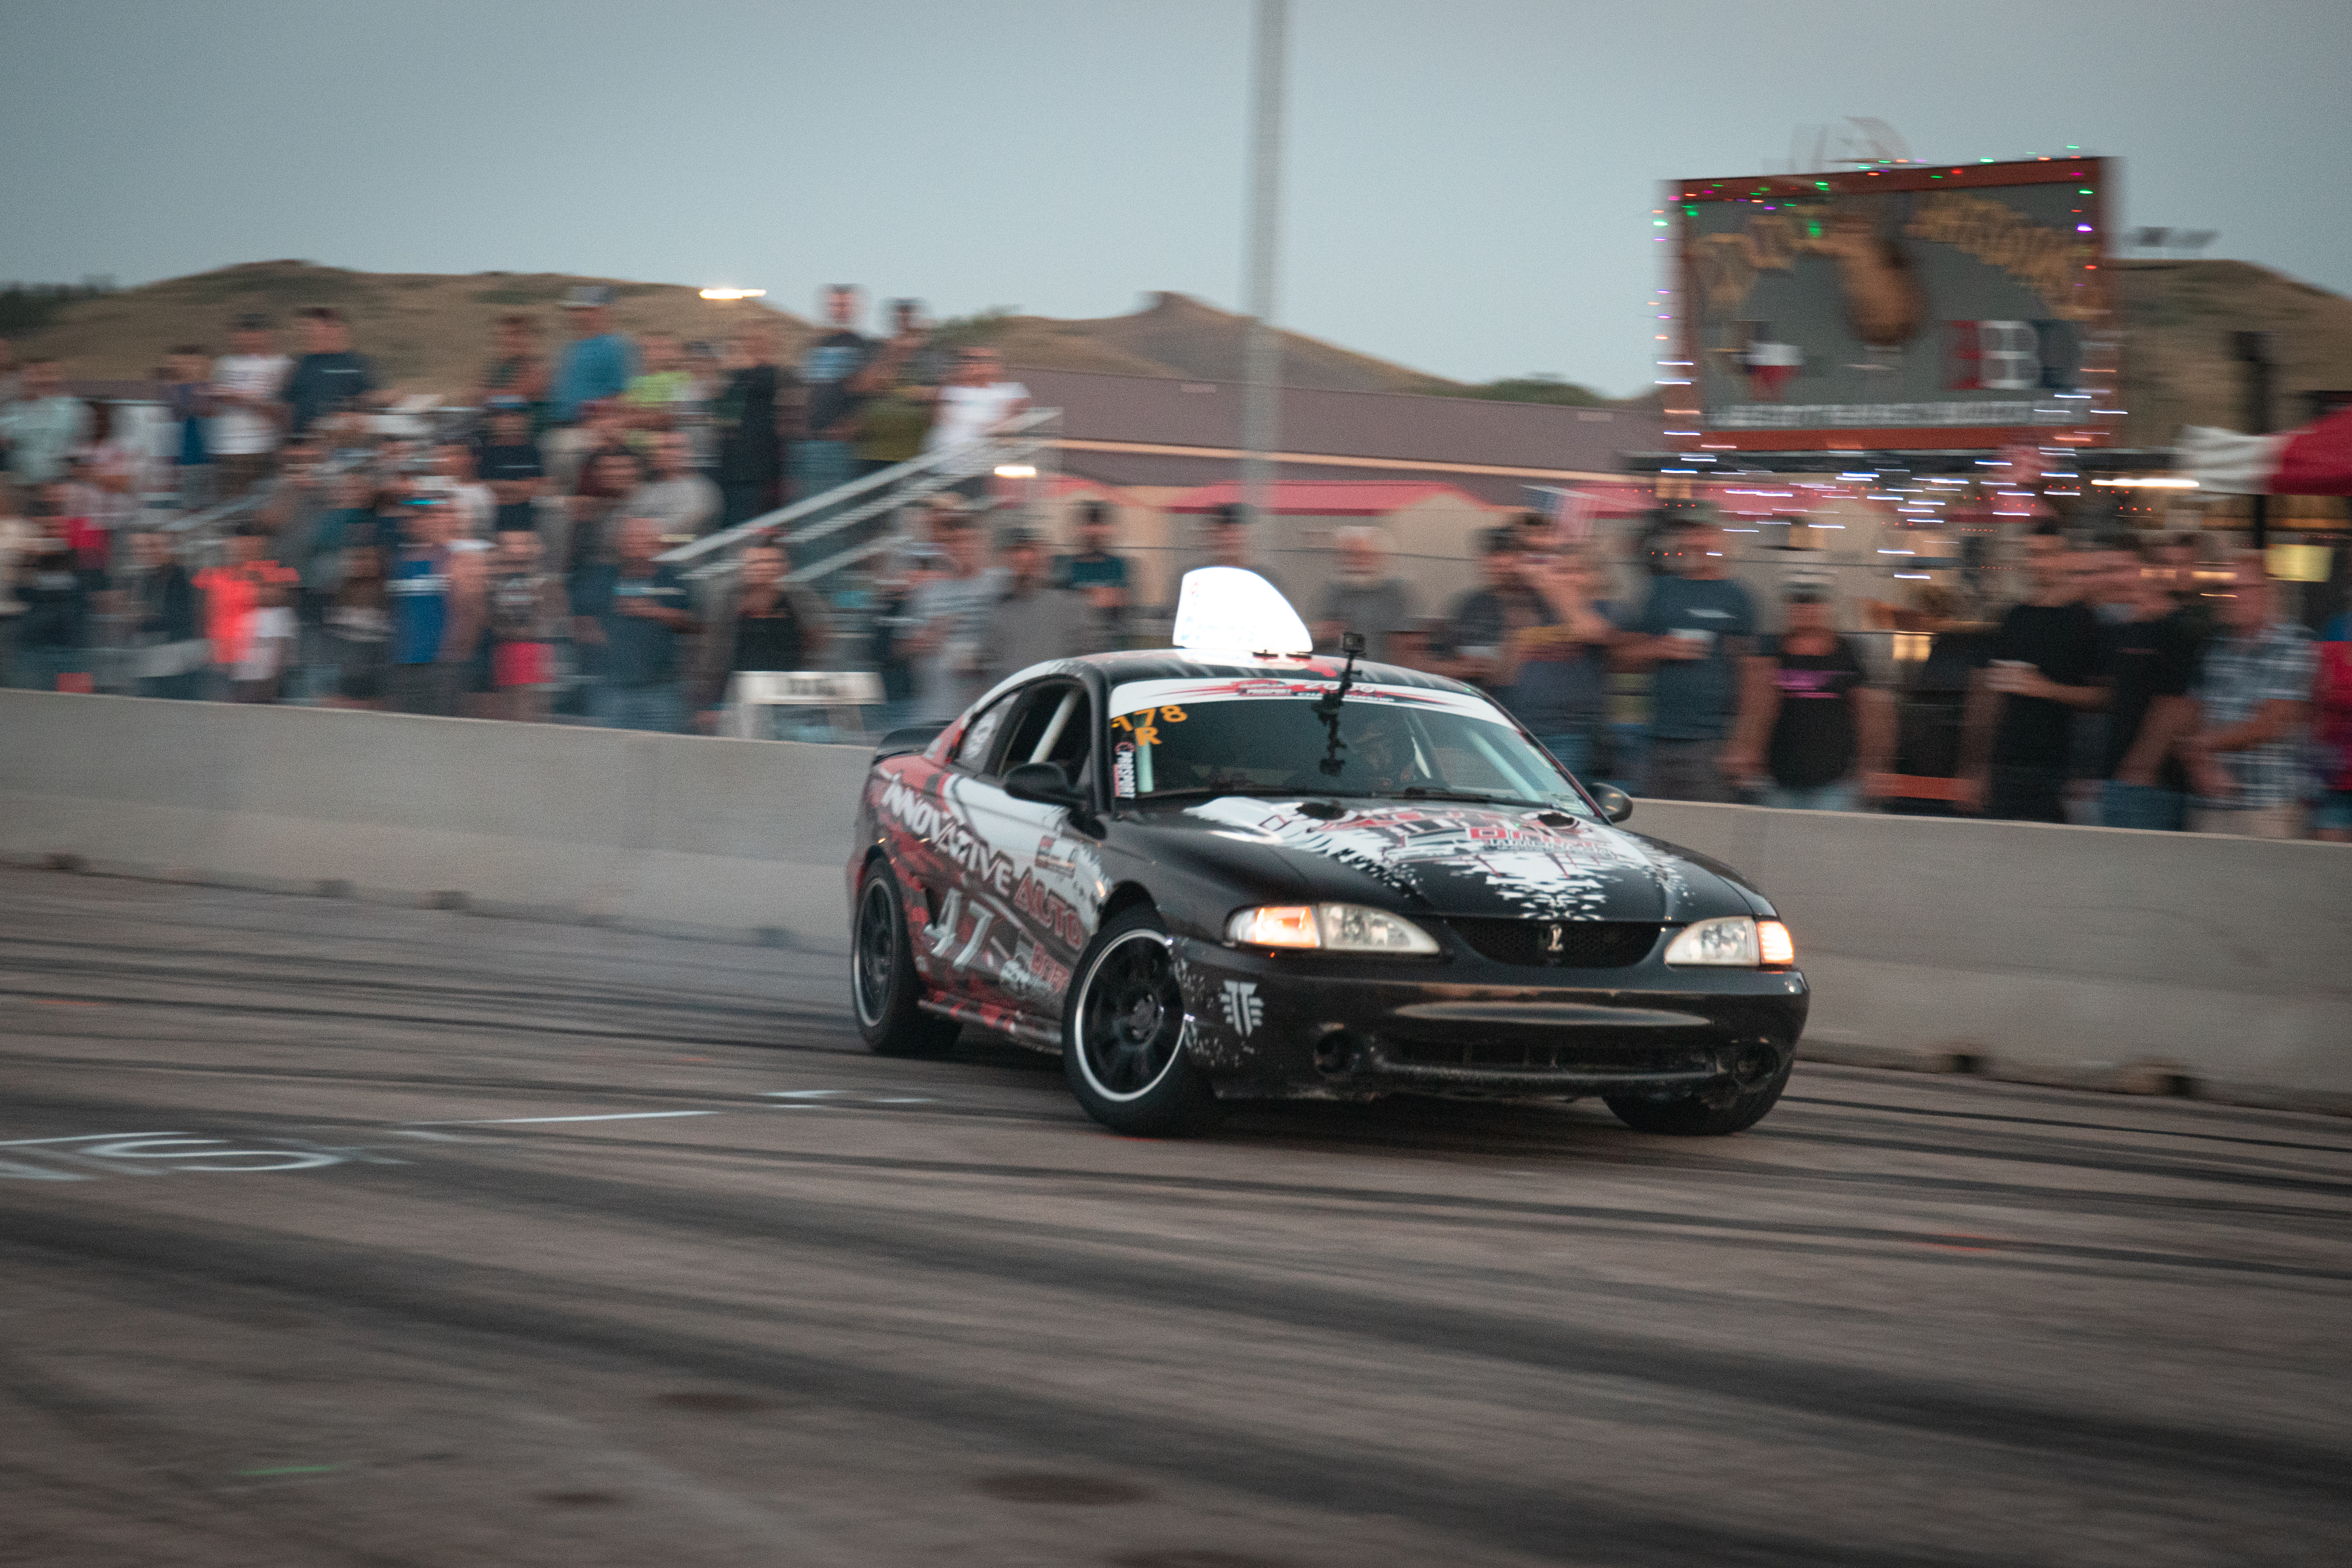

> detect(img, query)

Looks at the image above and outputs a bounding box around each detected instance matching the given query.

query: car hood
[1160,797,1761,923]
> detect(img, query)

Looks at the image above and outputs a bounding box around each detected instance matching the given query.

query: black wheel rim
[1076,932,1184,1101]
[853,878,897,1026]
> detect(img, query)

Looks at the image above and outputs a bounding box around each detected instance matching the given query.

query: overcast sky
[4,0,2347,395]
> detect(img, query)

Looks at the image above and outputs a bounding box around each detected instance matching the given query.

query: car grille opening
[1387,1038,1713,1073]
[1444,919,1661,968]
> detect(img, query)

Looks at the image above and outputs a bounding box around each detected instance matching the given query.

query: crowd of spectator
[1316,513,2349,842]
[3,300,2346,839]
[0,286,1037,733]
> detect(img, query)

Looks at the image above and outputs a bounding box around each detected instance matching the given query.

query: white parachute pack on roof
[1171,567,1313,657]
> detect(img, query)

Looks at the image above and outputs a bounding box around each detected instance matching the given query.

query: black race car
[846,641,1807,1138]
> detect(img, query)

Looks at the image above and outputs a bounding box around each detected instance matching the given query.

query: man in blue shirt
[1624,522,1758,801]
[570,514,699,733]
[385,500,482,717]
[552,286,637,424]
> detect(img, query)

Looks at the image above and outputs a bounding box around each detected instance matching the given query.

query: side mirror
[1590,783,1634,824]
[1003,761,1087,811]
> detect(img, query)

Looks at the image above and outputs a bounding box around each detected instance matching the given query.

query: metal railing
[656,406,1063,581]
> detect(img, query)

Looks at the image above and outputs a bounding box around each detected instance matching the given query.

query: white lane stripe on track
[406,1112,722,1126]
[0,1132,184,1146]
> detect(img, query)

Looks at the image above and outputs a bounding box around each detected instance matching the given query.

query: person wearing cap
[977,526,1113,684]
[281,308,382,439]
[551,286,637,425]
[1721,588,1891,811]
[1622,521,1759,802]
[209,316,290,497]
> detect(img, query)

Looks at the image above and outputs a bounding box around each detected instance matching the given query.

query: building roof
[1015,366,1664,507]
[1164,480,1492,516]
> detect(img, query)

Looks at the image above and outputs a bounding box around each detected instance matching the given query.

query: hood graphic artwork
[1179,797,1722,922]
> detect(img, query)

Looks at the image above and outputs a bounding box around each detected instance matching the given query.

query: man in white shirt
[625,431,722,540]
[209,314,290,498]
[923,347,1028,495]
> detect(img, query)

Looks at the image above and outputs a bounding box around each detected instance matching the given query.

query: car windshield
[1106,679,1594,817]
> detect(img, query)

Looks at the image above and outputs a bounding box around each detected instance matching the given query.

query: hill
[950,291,1466,396]
[11,261,813,394]
[12,265,1492,403]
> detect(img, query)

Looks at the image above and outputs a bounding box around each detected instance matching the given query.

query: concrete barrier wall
[1631,801,2352,1112]
[0,691,870,951]
[5,690,2348,1111]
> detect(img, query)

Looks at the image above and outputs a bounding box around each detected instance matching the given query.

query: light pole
[1239,0,1288,530]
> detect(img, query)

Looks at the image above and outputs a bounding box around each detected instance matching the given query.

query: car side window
[952,688,1022,775]
[999,682,1091,787]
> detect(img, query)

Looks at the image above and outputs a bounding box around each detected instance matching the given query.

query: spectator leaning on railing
[2178,553,2315,840]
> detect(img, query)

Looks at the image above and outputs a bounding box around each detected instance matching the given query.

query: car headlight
[1664,915,1796,967]
[1227,903,1440,954]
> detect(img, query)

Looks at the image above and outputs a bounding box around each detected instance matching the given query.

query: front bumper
[1173,935,1809,1102]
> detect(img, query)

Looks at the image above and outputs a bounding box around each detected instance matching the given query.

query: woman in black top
[1723,590,1892,810]
[693,541,829,733]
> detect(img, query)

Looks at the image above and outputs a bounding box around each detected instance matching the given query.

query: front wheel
[852,864,962,1057]
[1063,907,1221,1137]
[1604,1057,1790,1136]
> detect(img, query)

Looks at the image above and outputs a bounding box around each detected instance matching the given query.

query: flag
[2178,406,2352,496]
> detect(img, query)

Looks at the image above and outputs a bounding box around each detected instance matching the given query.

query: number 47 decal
[924,888,995,971]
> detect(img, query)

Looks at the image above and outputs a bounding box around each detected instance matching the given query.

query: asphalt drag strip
[3,867,2347,1567]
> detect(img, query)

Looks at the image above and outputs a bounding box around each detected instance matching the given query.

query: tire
[1063,907,1222,1137]
[851,863,962,1058]
[1604,1056,1790,1136]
